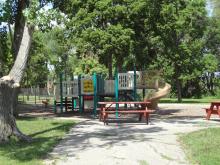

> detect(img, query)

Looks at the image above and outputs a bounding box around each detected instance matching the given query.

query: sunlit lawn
[180,127,220,165]
[0,117,76,165]
[160,97,220,104]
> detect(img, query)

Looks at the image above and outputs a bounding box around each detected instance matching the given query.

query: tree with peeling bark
[0,23,33,142]
[0,0,61,142]
[0,0,33,142]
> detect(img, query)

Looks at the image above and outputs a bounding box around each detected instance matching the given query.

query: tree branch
[9,23,33,84]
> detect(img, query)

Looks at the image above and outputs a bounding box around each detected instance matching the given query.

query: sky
[206,0,214,16]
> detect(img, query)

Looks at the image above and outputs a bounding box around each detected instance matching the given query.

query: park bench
[204,101,220,120]
[98,101,155,125]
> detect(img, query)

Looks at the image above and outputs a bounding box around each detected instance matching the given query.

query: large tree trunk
[0,23,33,143]
[12,0,27,117]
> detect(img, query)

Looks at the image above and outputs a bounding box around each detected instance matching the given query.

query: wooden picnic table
[98,101,154,125]
[205,101,220,120]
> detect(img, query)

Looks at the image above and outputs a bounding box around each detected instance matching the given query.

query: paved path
[45,104,220,165]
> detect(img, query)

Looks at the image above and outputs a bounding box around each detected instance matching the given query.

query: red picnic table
[205,101,220,120]
[98,101,154,125]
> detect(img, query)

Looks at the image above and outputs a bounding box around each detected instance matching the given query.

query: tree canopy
[0,0,220,99]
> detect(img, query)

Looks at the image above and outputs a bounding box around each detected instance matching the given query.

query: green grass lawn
[180,127,220,165]
[160,97,220,104]
[0,117,76,165]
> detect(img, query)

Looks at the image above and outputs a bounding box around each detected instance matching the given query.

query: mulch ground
[17,103,209,121]
[17,103,95,118]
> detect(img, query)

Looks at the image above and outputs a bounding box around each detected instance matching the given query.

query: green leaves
[74,56,108,76]
[1,0,219,98]
[203,54,218,73]
[64,0,137,75]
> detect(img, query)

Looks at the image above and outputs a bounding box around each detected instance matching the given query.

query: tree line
[1,1,220,100]
[0,0,220,142]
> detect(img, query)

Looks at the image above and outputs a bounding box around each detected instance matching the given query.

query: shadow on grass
[0,137,61,163]
[29,122,74,137]
[16,116,39,121]
[0,120,75,164]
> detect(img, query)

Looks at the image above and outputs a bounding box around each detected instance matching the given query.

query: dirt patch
[17,103,96,120]
[156,103,209,118]
[17,103,210,119]
[17,104,56,117]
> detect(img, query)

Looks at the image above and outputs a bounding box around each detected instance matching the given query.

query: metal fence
[18,86,55,104]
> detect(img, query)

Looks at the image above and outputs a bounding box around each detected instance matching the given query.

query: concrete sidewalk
[45,104,220,165]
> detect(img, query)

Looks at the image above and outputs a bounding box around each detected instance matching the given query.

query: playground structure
[144,83,171,109]
[53,70,171,115]
[54,71,136,115]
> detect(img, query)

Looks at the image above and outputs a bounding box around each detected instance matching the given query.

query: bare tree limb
[9,23,33,84]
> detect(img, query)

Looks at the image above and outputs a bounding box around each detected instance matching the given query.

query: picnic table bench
[204,101,220,120]
[98,101,155,125]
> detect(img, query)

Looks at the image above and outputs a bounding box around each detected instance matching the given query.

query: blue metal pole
[115,69,119,118]
[133,66,137,101]
[53,100,57,113]
[71,74,74,111]
[143,89,145,100]
[60,73,63,113]
[78,75,83,113]
[63,72,68,113]
[93,73,97,116]
[74,99,77,109]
